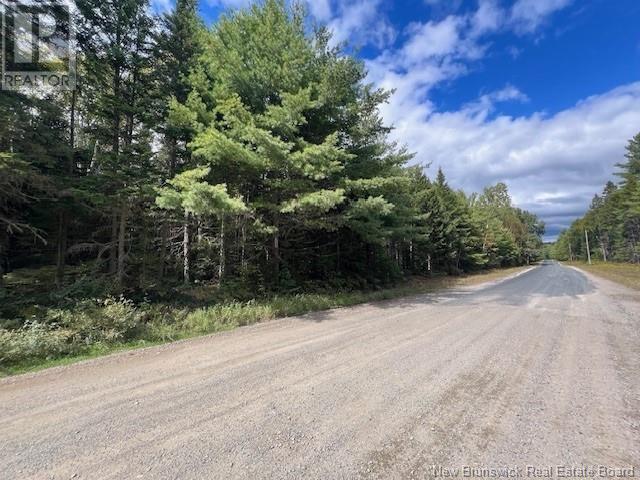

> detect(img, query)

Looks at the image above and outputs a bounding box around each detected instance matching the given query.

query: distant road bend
[1,262,639,479]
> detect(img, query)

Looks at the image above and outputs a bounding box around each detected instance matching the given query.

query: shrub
[46,297,144,344]
[0,297,150,367]
[49,275,118,303]
[0,321,76,365]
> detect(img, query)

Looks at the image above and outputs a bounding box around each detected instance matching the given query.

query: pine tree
[76,0,157,287]
[156,167,247,283]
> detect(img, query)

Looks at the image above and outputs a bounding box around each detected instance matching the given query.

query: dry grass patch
[569,262,640,291]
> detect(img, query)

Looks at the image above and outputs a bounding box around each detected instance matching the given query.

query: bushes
[0,297,147,368]
[0,321,76,365]
[1,287,420,369]
[0,280,444,372]
[0,292,356,369]
[46,297,144,344]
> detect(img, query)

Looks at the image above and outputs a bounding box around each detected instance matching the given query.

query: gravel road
[1,262,639,479]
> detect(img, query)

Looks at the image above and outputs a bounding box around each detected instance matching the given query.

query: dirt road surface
[1,262,639,479]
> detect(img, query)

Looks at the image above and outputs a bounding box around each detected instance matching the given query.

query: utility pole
[584,229,592,265]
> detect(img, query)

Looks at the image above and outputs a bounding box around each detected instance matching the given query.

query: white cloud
[490,85,529,102]
[359,0,614,238]
[470,0,503,36]
[419,0,573,38]
[365,12,491,129]
[306,0,332,22]
[327,0,396,49]
[462,85,529,119]
[403,16,465,63]
[386,83,640,238]
[510,0,573,34]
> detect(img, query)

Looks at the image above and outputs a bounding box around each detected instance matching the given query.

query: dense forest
[553,133,640,264]
[0,0,546,368]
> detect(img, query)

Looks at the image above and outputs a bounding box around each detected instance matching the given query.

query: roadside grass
[568,261,640,291]
[1,266,529,377]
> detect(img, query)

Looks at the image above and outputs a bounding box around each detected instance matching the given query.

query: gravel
[1,262,639,479]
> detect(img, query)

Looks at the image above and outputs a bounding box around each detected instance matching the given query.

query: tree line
[552,133,640,264]
[0,0,545,302]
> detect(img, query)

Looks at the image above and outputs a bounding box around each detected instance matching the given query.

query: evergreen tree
[554,132,640,264]
[0,0,548,303]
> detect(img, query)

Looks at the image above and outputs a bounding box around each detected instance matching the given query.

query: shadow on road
[446,262,595,306]
[297,263,596,323]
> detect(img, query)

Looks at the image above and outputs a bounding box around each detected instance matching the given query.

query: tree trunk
[56,88,77,287]
[112,13,121,162]
[218,216,225,282]
[70,88,76,153]
[240,221,246,271]
[55,210,68,287]
[183,212,190,284]
[159,220,168,279]
[409,241,414,272]
[117,203,128,286]
[0,235,4,288]
[168,137,178,176]
[336,231,341,274]
[273,232,280,285]
[109,210,118,275]
[140,215,147,287]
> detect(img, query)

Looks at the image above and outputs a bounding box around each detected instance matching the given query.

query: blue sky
[155,0,640,240]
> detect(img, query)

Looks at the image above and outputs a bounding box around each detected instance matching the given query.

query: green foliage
[49,297,144,343]
[281,189,346,214]
[346,196,395,244]
[0,297,142,366]
[156,167,247,216]
[0,322,76,365]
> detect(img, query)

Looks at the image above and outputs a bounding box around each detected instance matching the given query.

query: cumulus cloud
[326,0,396,49]
[462,85,529,119]
[470,0,504,36]
[510,0,573,33]
[357,0,630,240]
[306,0,332,21]
[403,16,466,62]
[421,0,572,37]
[365,11,494,135]
[387,83,640,240]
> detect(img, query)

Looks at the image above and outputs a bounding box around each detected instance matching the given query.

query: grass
[1,266,529,378]
[1,340,166,377]
[568,261,640,290]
